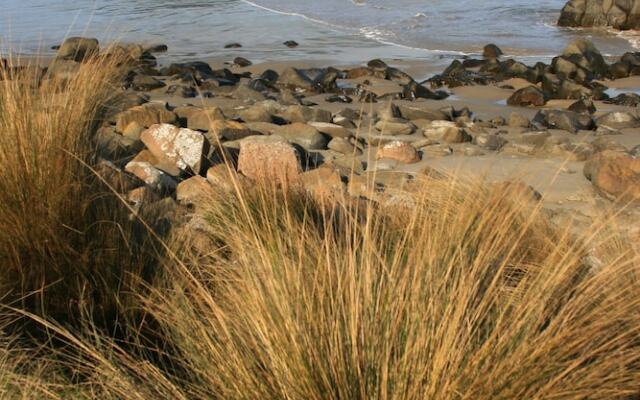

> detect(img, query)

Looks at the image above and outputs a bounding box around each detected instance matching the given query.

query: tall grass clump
[0,53,159,330]
[132,175,640,399]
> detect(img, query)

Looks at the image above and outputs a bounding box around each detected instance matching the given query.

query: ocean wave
[239,0,347,31]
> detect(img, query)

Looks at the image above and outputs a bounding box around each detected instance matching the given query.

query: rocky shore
[5,36,640,242]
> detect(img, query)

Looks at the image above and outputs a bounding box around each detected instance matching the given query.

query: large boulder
[237,135,302,185]
[558,0,640,30]
[56,37,99,62]
[140,124,209,176]
[584,150,640,202]
[561,38,608,78]
[532,109,594,133]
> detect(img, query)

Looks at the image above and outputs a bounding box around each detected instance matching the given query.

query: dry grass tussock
[0,53,160,329]
[0,55,638,399]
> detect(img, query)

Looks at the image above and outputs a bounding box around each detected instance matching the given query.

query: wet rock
[237,135,302,185]
[367,59,388,69]
[140,124,210,176]
[326,94,353,103]
[558,0,640,30]
[483,44,504,60]
[56,37,99,62]
[609,61,631,79]
[507,85,547,107]
[376,141,420,163]
[233,57,252,67]
[584,150,640,202]
[283,40,299,48]
[402,81,449,100]
[562,38,608,79]
[604,92,640,107]
[596,111,640,130]
[275,123,329,150]
[115,102,177,134]
[276,67,321,92]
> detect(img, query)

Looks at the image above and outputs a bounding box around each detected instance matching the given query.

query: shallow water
[2,0,639,66]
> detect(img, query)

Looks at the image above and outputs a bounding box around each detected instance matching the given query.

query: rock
[122,121,145,140]
[609,61,631,79]
[483,44,504,60]
[376,141,420,164]
[209,120,256,141]
[45,59,81,80]
[124,160,177,194]
[367,59,388,69]
[542,137,594,161]
[130,75,165,91]
[509,112,531,128]
[568,98,596,114]
[186,107,226,131]
[423,121,471,143]
[328,137,361,155]
[233,57,252,67]
[326,94,353,103]
[559,0,640,30]
[378,102,403,121]
[233,84,267,102]
[402,81,448,100]
[299,167,346,198]
[595,125,622,136]
[224,43,242,48]
[238,104,274,123]
[95,160,144,193]
[176,176,215,206]
[532,109,593,133]
[308,122,352,138]
[596,111,640,129]
[562,38,609,78]
[473,133,508,151]
[275,123,329,150]
[140,124,209,176]
[115,103,177,133]
[56,37,99,62]
[605,92,640,106]
[283,40,299,48]
[277,67,316,91]
[238,135,302,185]
[280,105,332,123]
[507,85,547,107]
[398,105,450,121]
[584,150,640,202]
[421,144,454,157]
[630,144,640,157]
[375,119,416,136]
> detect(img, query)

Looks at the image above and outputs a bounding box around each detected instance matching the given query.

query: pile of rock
[558,0,640,30]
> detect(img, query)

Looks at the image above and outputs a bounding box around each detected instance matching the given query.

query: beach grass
[0,54,638,399]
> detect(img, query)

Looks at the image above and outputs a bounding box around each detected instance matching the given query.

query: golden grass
[0,53,160,330]
[0,54,638,399]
